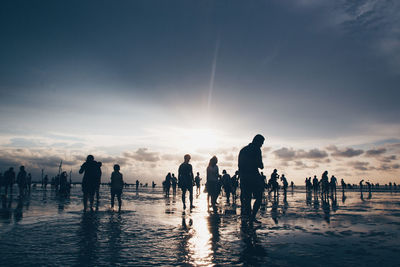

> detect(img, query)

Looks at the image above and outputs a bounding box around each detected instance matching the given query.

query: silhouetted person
[178,154,194,210]
[221,170,232,205]
[366,181,372,194]
[165,173,172,197]
[341,178,346,192]
[4,167,15,195]
[207,156,220,212]
[171,174,177,195]
[330,175,337,196]
[268,169,279,197]
[110,164,124,212]
[59,171,68,195]
[359,179,364,193]
[231,171,239,202]
[17,166,27,197]
[321,171,329,200]
[290,181,294,191]
[79,155,102,211]
[280,174,288,194]
[43,175,48,190]
[194,172,201,195]
[313,175,319,194]
[136,180,139,190]
[238,134,265,223]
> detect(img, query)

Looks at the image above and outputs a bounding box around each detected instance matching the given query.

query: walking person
[238,134,265,223]
[221,170,232,205]
[4,167,15,196]
[178,154,195,210]
[17,166,27,197]
[165,173,172,197]
[171,174,177,195]
[206,156,220,212]
[110,164,124,212]
[79,155,102,212]
[194,172,201,195]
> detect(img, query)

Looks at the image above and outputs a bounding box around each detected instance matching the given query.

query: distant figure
[312,175,319,194]
[165,173,172,197]
[366,181,372,194]
[231,171,239,201]
[110,164,124,212]
[4,167,15,195]
[27,173,32,193]
[221,170,232,205]
[171,174,177,195]
[290,181,294,191]
[207,156,220,212]
[238,134,265,223]
[269,169,279,197]
[16,166,27,197]
[152,181,156,188]
[43,175,48,190]
[136,180,139,190]
[59,171,69,195]
[280,174,288,194]
[194,172,201,195]
[341,178,346,192]
[359,179,364,193]
[178,154,195,210]
[79,155,102,211]
[321,171,329,199]
[330,175,337,196]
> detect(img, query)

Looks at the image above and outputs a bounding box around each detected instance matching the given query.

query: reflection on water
[0,187,400,266]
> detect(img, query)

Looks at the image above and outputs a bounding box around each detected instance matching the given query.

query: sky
[0,0,399,184]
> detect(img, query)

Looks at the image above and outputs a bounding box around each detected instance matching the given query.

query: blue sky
[0,0,399,183]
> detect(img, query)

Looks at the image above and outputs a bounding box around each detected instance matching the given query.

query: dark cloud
[328,145,364,158]
[366,148,387,156]
[273,147,296,160]
[273,147,328,161]
[348,161,369,171]
[381,155,397,163]
[297,148,328,159]
[123,148,160,162]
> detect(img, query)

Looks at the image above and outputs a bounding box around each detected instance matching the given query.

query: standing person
[17,166,27,197]
[359,179,364,193]
[238,134,265,223]
[165,173,172,197]
[231,171,239,202]
[194,172,201,195]
[312,175,319,195]
[221,170,232,205]
[110,164,124,212]
[290,181,294,191]
[4,167,15,195]
[321,171,329,199]
[178,154,195,210]
[43,175,48,190]
[269,169,279,197]
[79,155,102,212]
[281,174,288,194]
[136,180,139,190]
[330,175,337,196]
[59,171,68,195]
[206,156,220,212]
[171,174,177,195]
[341,179,346,192]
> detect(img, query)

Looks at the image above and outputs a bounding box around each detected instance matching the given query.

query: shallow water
[1,186,400,266]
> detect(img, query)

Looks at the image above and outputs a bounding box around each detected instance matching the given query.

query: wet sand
[1,186,400,266]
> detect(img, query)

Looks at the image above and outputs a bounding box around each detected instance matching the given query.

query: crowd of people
[1,134,399,224]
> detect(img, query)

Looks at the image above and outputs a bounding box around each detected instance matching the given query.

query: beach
[1,186,400,266]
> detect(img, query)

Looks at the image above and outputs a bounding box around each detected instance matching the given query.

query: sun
[180,128,219,151]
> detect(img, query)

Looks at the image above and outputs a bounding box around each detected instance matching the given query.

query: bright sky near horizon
[0,0,399,184]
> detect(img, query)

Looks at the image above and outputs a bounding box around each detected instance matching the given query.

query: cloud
[273,147,328,161]
[366,148,387,156]
[273,147,297,160]
[298,148,328,159]
[348,161,369,171]
[381,155,397,163]
[328,145,364,158]
[123,148,160,162]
